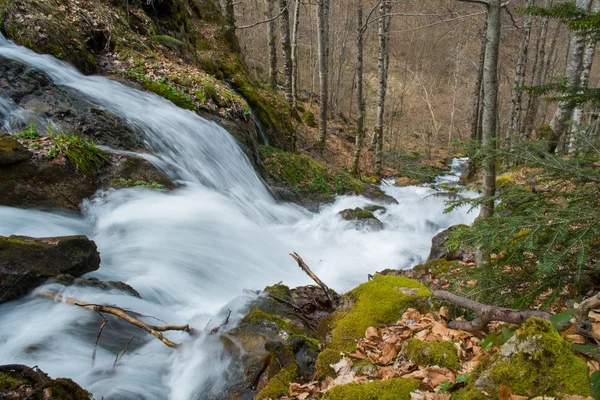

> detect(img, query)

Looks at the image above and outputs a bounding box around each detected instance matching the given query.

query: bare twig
[210,309,233,335]
[92,317,109,366]
[289,252,334,305]
[39,291,195,348]
[113,336,135,368]
[433,290,551,331]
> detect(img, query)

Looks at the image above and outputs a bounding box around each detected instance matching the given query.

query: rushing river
[0,34,477,399]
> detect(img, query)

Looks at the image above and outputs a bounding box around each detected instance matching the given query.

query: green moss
[0,371,28,391]
[451,388,488,400]
[241,309,302,335]
[473,318,591,397]
[329,276,431,353]
[46,378,92,400]
[111,178,165,190]
[255,363,299,400]
[302,110,316,127]
[316,349,343,378]
[355,210,375,219]
[152,35,185,51]
[145,81,196,110]
[413,259,459,275]
[495,174,515,188]
[264,284,292,299]
[402,338,460,369]
[323,378,420,400]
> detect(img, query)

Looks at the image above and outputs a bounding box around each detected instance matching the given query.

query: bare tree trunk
[291,0,301,109]
[223,0,240,51]
[471,21,487,143]
[374,0,391,177]
[569,0,600,153]
[478,0,502,219]
[506,0,533,141]
[522,15,549,139]
[541,21,561,124]
[316,0,330,148]
[279,0,293,105]
[351,0,365,177]
[548,0,592,153]
[266,0,278,88]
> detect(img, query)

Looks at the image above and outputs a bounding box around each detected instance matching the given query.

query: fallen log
[433,290,552,331]
[39,291,197,348]
[574,292,600,341]
[290,252,334,305]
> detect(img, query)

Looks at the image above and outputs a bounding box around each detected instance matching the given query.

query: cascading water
[0,34,478,399]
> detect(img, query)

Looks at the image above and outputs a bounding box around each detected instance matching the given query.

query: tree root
[574,292,600,341]
[39,291,198,348]
[433,290,551,331]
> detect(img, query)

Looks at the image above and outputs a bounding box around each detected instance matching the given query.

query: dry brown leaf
[378,366,396,380]
[562,396,595,400]
[439,306,450,320]
[366,326,379,341]
[498,384,513,400]
[509,395,529,400]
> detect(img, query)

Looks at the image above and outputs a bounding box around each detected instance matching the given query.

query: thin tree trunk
[374,0,391,176]
[471,21,487,143]
[506,0,533,141]
[479,0,502,219]
[291,0,301,109]
[541,21,561,124]
[279,0,293,105]
[266,0,278,88]
[351,0,365,177]
[316,0,330,147]
[569,0,600,153]
[548,0,592,153]
[223,0,239,51]
[522,15,549,139]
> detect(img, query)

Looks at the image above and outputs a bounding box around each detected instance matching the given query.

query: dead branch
[574,292,600,341]
[113,336,135,367]
[39,291,196,348]
[290,252,334,305]
[92,317,109,366]
[433,290,551,331]
[210,309,232,335]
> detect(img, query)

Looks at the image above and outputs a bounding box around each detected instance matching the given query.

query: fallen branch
[92,316,108,366]
[113,336,135,367]
[39,291,197,348]
[433,290,551,331]
[290,252,334,305]
[210,309,232,335]
[574,292,600,341]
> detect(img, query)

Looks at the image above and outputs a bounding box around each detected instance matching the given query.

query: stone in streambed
[0,136,32,165]
[0,235,101,304]
[338,207,384,231]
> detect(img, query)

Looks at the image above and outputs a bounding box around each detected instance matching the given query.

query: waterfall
[0,34,477,399]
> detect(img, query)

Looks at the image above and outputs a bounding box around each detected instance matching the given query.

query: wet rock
[363,184,399,205]
[0,57,143,150]
[0,136,31,165]
[338,207,384,231]
[364,204,386,213]
[394,176,420,187]
[0,235,101,304]
[0,364,92,399]
[50,274,141,298]
[427,225,474,263]
[225,284,337,398]
[105,154,176,190]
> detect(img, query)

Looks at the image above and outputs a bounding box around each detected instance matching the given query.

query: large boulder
[0,364,91,399]
[0,57,144,150]
[427,224,474,263]
[0,235,101,303]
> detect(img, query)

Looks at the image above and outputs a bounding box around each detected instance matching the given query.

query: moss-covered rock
[0,364,91,399]
[302,110,316,127]
[427,225,474,263]
[315,276,431,376]
[469,318,592,398]
[50,275,141,298]
[323,378,420,400]
[338,208,384,231]
[255,363,299,400]
[401,338,460,369]
[0,235,101,303]
[0,136,32,165]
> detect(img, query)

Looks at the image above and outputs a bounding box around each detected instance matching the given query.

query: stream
[0,34,478,399]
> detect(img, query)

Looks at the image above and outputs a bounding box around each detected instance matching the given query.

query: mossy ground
[259,145,365,200]
[323,378,420,400]
[256,363,299,400]
[402,338,460,369]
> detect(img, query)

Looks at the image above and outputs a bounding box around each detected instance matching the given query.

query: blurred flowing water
[0,34,477,399]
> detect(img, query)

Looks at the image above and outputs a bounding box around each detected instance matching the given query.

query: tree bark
[279,0,294,105]
[266,0,278,88]
[522,15,549,139]
[478,0,501,219]
[351,0,365,177]
[569,0,600,153]
[223,0,239,51]
[548,0,592,153]
[316,0,330,148]
[291,0,301,109]
[374,0,391,177]
[506,0,533,141]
